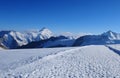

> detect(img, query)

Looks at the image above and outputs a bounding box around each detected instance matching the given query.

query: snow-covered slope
[0,47,4,50]
[3,31,28,48]
[0,45,120,78]
[25,27,53,42]
[38,27,53,40]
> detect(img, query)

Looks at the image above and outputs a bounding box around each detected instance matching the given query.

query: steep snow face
[2,31,28,48]
[9,31,28,46]
[102,30,120,40]
[24,31,40,42]
[0,45,120,78]
[36,27,53,40]
[25,28,53,41]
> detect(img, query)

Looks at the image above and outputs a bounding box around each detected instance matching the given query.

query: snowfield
[0,47,4,50]
[0,45,120,78]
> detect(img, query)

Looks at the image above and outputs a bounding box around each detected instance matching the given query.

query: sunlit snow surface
[0,47,4,50]
[0,45,120,78]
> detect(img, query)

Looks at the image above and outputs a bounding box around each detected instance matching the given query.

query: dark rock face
[73,36,85,46]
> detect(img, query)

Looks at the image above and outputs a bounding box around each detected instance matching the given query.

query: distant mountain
[73,30,120,46]
[0,29,120,49]
[101,30,120,40]
[0,28,53,49]
[24,27,53,42]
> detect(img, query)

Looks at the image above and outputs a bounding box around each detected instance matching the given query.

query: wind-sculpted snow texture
[0,45,120,78]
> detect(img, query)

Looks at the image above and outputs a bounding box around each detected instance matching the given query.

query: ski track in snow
[0,45,120,78]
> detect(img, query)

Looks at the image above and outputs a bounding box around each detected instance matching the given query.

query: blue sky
[0,0,120,34]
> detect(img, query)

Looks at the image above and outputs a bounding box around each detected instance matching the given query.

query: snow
[0,28,53,48]
[25,27,53,41]
[107,44,120,50]
[2,30,120,49]
[0,47,4,50]
[0,45,120,78]
[39,27,53,39]
[102,30,120,40]
[9,31,28,46]
[2,31,28,48]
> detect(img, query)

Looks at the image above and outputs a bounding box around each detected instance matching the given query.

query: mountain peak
[103,30,117,35]
[106,30,114,34]
[40,27,52,33]
[40,27,48,31]
[102,30,120,40]
[38,27,53,39]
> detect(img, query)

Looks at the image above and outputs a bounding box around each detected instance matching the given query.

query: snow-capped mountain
[36,27,53,40]
[24,28,53,42]
[73,30,120,46]
[18,30,120,49]
[1,29,120,49]
[1,30,29,48]
[101,30,120,40]
[0,28,53,49]
[40,27,53,38]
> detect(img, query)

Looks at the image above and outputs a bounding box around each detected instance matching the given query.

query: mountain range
[0,28,120,49]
